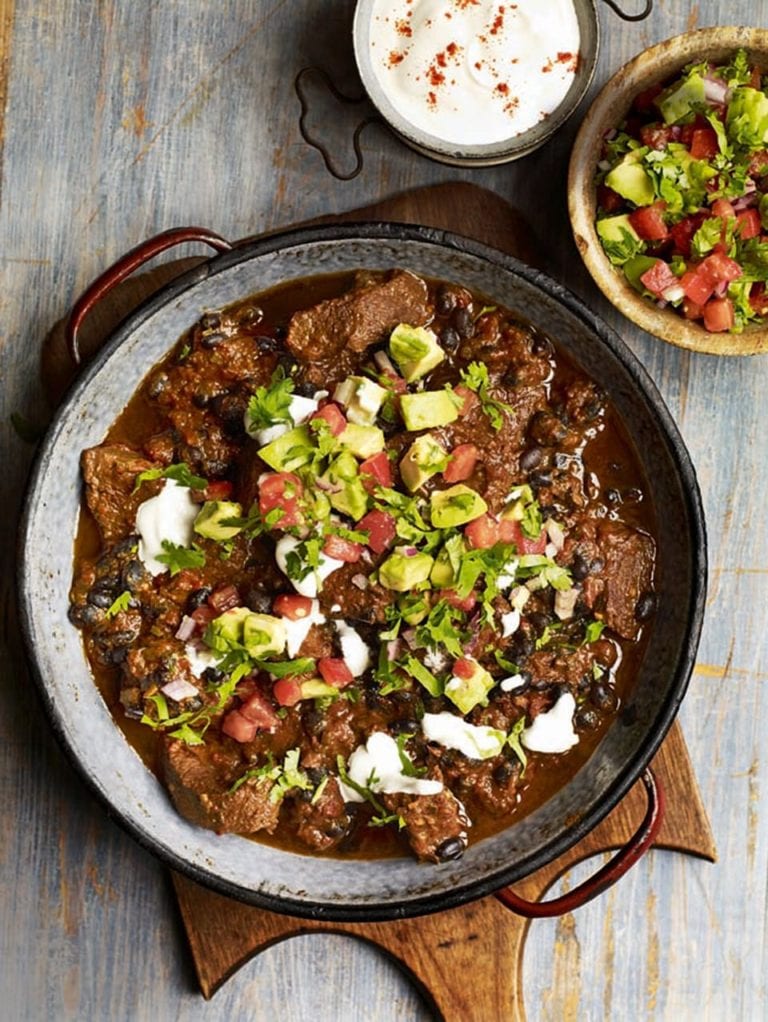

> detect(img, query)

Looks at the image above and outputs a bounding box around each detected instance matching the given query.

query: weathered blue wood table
[1,2,766,1018]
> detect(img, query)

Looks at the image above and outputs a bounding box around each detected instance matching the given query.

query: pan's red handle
[495,768,664,918]
[65,226,234,366]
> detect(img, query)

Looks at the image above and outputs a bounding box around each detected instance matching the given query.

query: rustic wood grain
[3,2,767,1020]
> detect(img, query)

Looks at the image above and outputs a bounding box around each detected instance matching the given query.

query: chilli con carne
[69,269,656,863]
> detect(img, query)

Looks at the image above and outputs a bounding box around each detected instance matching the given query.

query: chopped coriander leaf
[134,462,208,493]
[414,599,467,659]
[336,755,390,818]
[253,656,316,678]
[401,655,442,697]
[583,619,606,644]
[494,650,521,673]
[246,366,295,432]
[105,589,132,619]
[459,361,513,431]
[155,540,206,576]
[395,733,427,778]
[507,718,528,775]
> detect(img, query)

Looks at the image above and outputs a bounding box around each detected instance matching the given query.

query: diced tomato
[208,584,241,614]
[710,198,736,220]
[680,268,716,306]
[443,443,479,483]
[681,297,704,320]
[318,657,354,688]
[439,589,477,613]
[190,604,216,630]
[629,202,669,241]
[380,368,408,395]
[596,184,624,214]
[454,384,479,416]
[310,402,347,436]
[221,709,257,744]
[465,513,501,549]
[322,534,363,563]
[670,213,707,257]
[736,208,761,240]
[272,594,313,620]
[689,127,719,160]
[258,471,303,529]
[700,250,742,284]
[498,517,548,555]
[273,677,303,707]
[239,690,280,730]
[357,509,396,555]
[639,259,680,297]
[639,123,675,150]
[202,479,234,501]
[359,451,393,491]
[632,83,662,114]
[702,297,735,333]
[453,658,476,680]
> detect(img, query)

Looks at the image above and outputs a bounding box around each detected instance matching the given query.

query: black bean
[635,591,657,622]
[435,837,466,862]
[296,379,317,398]
[147,372,169,398]
[591,682,616,711]
[527,611,552,633]
[274,325,287,341]
[529,468,553,488]
[529,410,567,446]
[493,762,515,785]
[435,285,457,315]
[530,333,554,356]
[200,332,226,350]
[200,313,221,332]
[589,557,604,575]
[576,707,600,731]
[276,351,297,375]
[508,633,535,660]
[452,307,474,339]
[303,708,326,737]
[87,587,116,609]
[237,305,263,327]
[69,603,101,626]
[571,553,591,581]
[187,587,213,612]
[519,446,543,472]
[202,666,225,685]
[255,334,279,353]
[122,560,145,588]
[246,591,272,615]
[210,393,244,428]
[390,718,420,736]
[192,392,211,409]
[440,326,461,350]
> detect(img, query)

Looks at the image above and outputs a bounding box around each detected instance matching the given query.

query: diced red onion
[656,299,668,309]
[713,280,728,298]
[402,628,418,649]
[161,678,199,702]
[544,519,565,551]
[403,546,418,557]
[360,548,373,564]
[703,76,730,105]
[175,615,197,641]
[661,283,685,303]
[604,128,617,140]
[670,125,683,140]
[554,588,580,622]
[386,639,402,660]
[315,477,342,493]
[597,159,611,172]
[351,573,369,590]
[373,350,397,374]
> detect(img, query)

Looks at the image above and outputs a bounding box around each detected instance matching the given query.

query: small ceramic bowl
[569,26,768,356]
[353,0,600,166]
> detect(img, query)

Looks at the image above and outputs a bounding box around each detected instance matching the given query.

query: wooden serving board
[43,182,716,1022]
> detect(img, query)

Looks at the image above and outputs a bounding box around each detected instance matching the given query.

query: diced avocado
[242,613,287,658]
[596,214,644,265]
[430,547,456,587]
[623,254,659,293]
[388,323,445,382]
[398,594,429,625]
[604,158,654,207]
[338,423,385,459]
[400,433,449,492]
[258,425,314,472]
[378,548,434,592]
[204,607,251,652]
[726,86,768,147]
[320,451,369,521]
[300,679,340,700]
[444,660,495,714]
[659,72,705,125]
[500,484,535,522]
[333,376,388,425]
[193,500,243,541]
[400,390,461,431]
[430,484,488,528]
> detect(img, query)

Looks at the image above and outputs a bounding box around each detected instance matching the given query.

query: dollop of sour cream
[279,599,326,658]
[335,620,371,677]
[135,479,199,576]
[339,731,443,802]
[247,393,320,446]
[368,0,580,145]
[421,712,505,760]
[274,535,344,599]
[521,691,579,753]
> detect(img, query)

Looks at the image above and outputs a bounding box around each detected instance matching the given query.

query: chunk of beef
[290,776,353,853]
[384,784,471,863]
[439,755,525,817]
[286,271,431,386]
[81,444,156,545]
[160,737,281,834]
[579,521,655,640]
[525,647,598,692]
[318,564,396,624]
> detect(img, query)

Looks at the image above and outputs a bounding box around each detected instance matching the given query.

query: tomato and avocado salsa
[595,48,768,333]
[69,270,656,863]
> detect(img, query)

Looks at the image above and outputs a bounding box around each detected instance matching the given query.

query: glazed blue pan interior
[18,224,706,921]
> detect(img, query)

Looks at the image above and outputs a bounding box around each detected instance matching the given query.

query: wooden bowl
[568,26,768,356]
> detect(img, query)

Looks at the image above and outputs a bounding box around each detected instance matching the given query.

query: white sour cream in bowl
[353,0,597,165]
